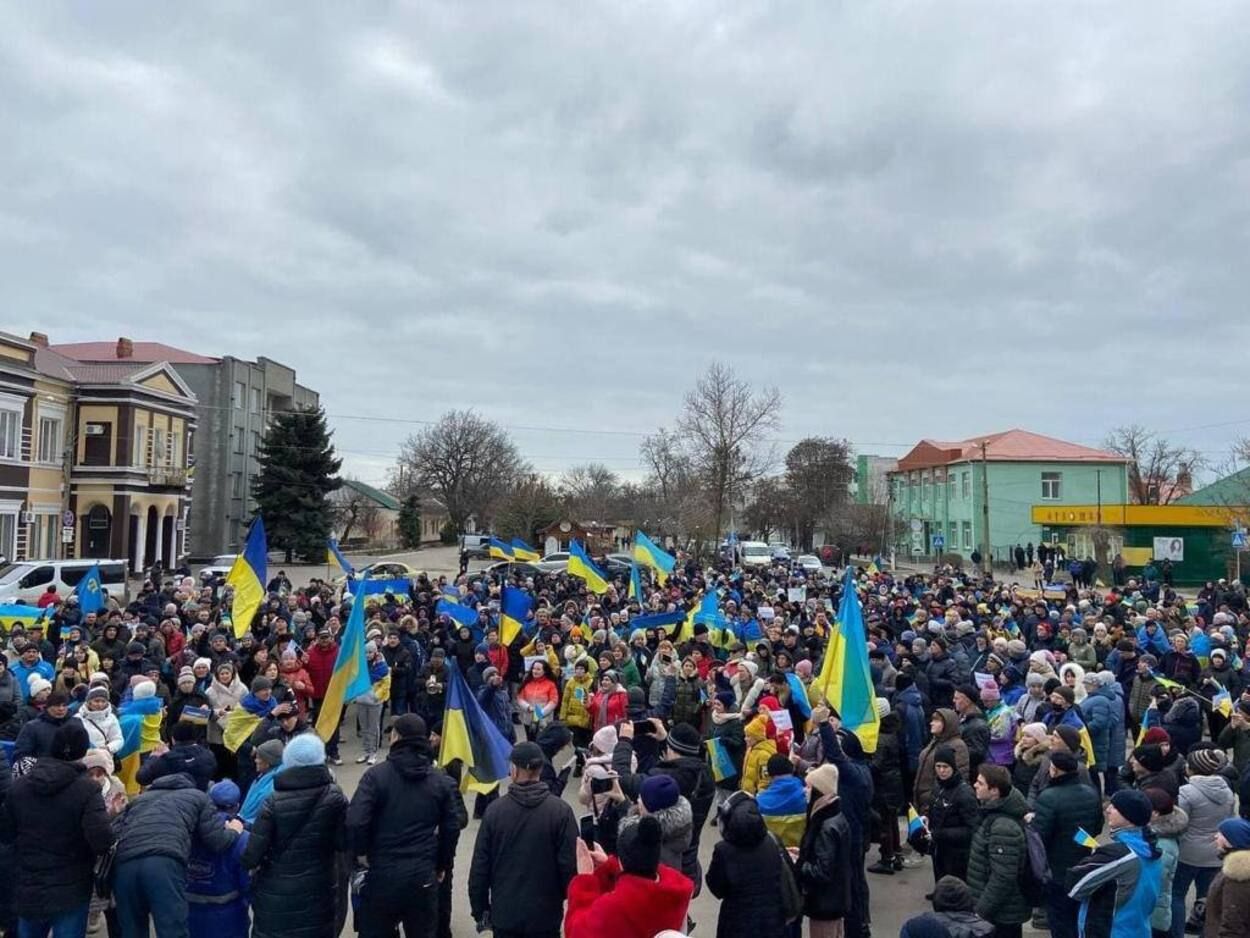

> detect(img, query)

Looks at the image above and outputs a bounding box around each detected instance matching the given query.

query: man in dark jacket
[926,638,962,709]
[112,773,244,937]
[817,714,875,938]
[12,691,71,761]
[469,741,577,938]
[1031,751,1104,938]
[136,721,218,791]
[347,714,462,938]
[0,722,114,937]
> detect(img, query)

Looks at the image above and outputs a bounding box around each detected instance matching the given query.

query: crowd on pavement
[2,544,1250,938]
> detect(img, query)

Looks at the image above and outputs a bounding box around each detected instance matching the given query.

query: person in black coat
[868,708,906,874]
[796,762,854,933]
[12,692,71,761]
[136,722,218,791]
[926,745,979,885]
[346,715,462,938]
[242,733,349,938]
[468,741,578,937]
[816,715,874,936]
[706,790,788,938]
[0,723,114,932]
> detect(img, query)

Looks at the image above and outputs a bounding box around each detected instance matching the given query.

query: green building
[888,429,1129,564]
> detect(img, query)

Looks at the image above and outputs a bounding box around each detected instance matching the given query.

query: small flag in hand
[1074,827,1099,849]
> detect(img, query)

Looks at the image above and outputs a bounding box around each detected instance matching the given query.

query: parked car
[356,561,421,581]
[601,553,634,575]
[484,561,543,579]
[770,544,792,562]
[198,554,239,583]
[795,554,823,575]
[535,552,570,573]
[738,541,772,568]
[460,534,491,559]
[0,558,129,605]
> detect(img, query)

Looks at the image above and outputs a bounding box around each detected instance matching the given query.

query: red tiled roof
[895,429,1125,471]
[50,341,218,365]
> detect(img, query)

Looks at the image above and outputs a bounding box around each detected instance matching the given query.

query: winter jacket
[618,797,693,886]
[206,676,248,745]
[1162,696,1203,756]
[929,770,978,870]
[77,705,124,754]
[1069,640,1098,672]
[707,711,746,791]
[915,708,970,812]
[1080,688,1115,768]
[797,794,853,921]
[303,642,338,700]
[517,676,560,724]
[984,702,1017,767]
[0,757,114,916]
[1149,806,1186,933]
[1205,847,1250,938]
[900,876,995,937]
[115,773,239,866]
[756,773,807,848]
[706,792,788,938]
[557,672,595,730]
[893,683,928,771]
[1217,723,1250,774]
[966,788,1032,926]
[1128,673,1158,725]
[588,687,629,732]
[1100,682,1127,769]
[1179,774,1236,867]
[670,676,705,730]
[136,742,218,791]
[345,736,461,885]
[1067,825,1164,938]
[475,683,515,743]
[564,855,692,938]
[926,653,963,709]
[468,779,577,934]
[187,811,251,938]
[1012,736,1048,796]
[1030,771,1104,881]
[13,710,70,761]
[741,714,777,795]
[871,712,906,807]
[241,764,349,938]
[958,708,991,774]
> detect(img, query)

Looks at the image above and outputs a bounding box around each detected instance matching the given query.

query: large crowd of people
[2,546,1250,938]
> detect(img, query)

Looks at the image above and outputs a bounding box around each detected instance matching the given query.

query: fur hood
[1150,806,1189,839]
[1222,848,1250,882]
[1014,736,1048,764]
[621,794,693,843]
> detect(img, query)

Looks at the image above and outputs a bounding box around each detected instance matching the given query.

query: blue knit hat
[210,780,241,808]
[283,733,326,768]
[1218,817,1250,851]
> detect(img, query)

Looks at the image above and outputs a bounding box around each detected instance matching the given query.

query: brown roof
[895,429,1125,472]
[50,341,218,365]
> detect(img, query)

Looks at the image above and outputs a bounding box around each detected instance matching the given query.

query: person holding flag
[1030,749,1104,938]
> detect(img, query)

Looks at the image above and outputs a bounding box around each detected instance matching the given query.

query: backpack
[1018,819,1051,905]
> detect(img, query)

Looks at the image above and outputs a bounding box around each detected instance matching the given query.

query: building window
[32,511,57,559]
[1041,471,1062,500]
[232,472,243,497]
[251,430,261,455]
[37,416,63,463]
[132,426,147,467]
[233,381,246,410]
[949,521,958,547]
[233,431,244,455]
[251,387,261,413]
[151,428,168,466]
[0,407,20,460]
[0,510,16,560]
[961,471,970,499]
[962,521,972,551]
[946,473,954,500]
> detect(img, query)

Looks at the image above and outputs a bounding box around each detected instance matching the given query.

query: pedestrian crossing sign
[1233,530,1248,550]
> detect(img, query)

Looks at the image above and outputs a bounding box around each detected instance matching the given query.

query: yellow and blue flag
[633,531,675,585]
[1191,632,1212,669]
[568,540,609,594]
[438,660,514,793]
[117,695,164,795]
[510,538,541,563]
[225,517,267,638]
[630,610,686,633]
[441,585,461,603]
[1149,669,1186,692]
[436,597,482,633]
[693,591,728,647]
[629,561,644,602]
[0,604,48,635]
[907,805,925,837]
[1214,684,1233,718]
[706,737,736,783]
[360,578,411,599]
[326,538,353,577]
[810,568,880,752]
[315,582,372,743]
[500,586,534,646]
[74,562,106,616]
[785,672,812,719]
[1074,827,1099,849]
[223,707,265,753]
[488,537,515,561]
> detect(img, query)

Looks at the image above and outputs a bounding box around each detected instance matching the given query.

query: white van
[0,559,129,605]
[739,541,773,568]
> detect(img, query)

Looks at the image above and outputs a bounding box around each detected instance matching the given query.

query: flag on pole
[568,540,609,594]
[907,805,925,837]
[1074,827,1099,849]
[74,562,106,616]
[1214,684,1233,718]
[706,737,736,783]
[628,561,644,602]
[499,586,534,646]
[632,531,675,585]
[488,537,515,562]
[810,568,881,752]
[510,538,541,563]
[326,538,353,577]
[438,660,514,793]
[225,517,267,638]
[315,582,372,743]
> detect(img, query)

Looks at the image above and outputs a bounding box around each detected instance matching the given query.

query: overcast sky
[4,2,1248,487]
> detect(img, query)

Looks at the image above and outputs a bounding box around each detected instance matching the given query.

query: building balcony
[148,466,190,487]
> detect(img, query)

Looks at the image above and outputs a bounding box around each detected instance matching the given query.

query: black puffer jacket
[1030,771,1104,881]
[241,764,349,938]
[12,710,70,761]
[871,713,906,808]
[706,793,787,938]
[114,773,238,865]
[928,772,978,876]
[135,742,217,791]
[345,737,461,884]
[965,788,1032,926]
[797,795,853,921]
[0,758,114,916]
[468,779,577,934]
[959,708,991,774]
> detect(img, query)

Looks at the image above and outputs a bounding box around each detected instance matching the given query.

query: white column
[134,510,147,573]
[153,512,164,565]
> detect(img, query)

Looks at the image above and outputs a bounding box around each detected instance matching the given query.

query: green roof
[1175,467,1250,506]
[341,478,401,511]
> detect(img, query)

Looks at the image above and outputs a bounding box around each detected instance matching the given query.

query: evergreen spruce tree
[252,405,342,562]
[397,494,422,549]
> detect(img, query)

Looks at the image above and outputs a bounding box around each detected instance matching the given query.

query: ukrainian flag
[510,538,541,563]
[1074,827,1099,849]
[441,585,461,603]
[628,561,644,602]
[315,583,372,743]
[810,568,880,752]
[632,531,675,585]
[1191,632,1212,669]
[438,660,513,793]
[74,562,106,616]
[629,610,686,633]
[706,737,736,783]
[907,805,925,837]
[360,578,411,599]
[488,537,515,562]
[500,586,533,646]
[436,597,481,632]
[693,591,728,648]
[1149,669,1185,692]
[223,706,265,753]
[117,696,164,795]
[0,604,47,634]
[784,672,812,720]
[866,561,880,575]
[1214,685,1233,718]
[326,538,354,577]
[225,517,267,638]
[568,540,609,594]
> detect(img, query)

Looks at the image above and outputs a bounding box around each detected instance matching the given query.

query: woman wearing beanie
[76,685,123,753]
[564,815,693,938]
[241,733,349,938]
[707,790,790,938]
[1146,788,1188,938]
[1012,722,1050,795]
[796,763,853,938]
[914,709,969,813]
[927,746,978,887]
[1204,817,1250,937]
[1173,747,1236,937]
[207,661,247,781]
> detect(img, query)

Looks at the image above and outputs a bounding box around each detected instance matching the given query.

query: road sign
[61,510,75,527]
[61,527,74,544]
[1234,530,1248,550]
[932,534,945,550]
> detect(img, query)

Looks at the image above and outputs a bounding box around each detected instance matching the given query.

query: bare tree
[558,462,621,522]
[785,437,854,550]
[742,477,792,543]
[395,410,524,531]
[495,473,562,543]
[675,362,782,542]
[332,482,371,543]
[1104,425,1202,505]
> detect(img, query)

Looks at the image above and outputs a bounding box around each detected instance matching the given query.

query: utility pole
[980,440,991,576]
[1097,470,1102,526]
[60,400,76,560]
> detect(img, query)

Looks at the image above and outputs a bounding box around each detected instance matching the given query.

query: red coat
[588,689,628,732]
[304,642,339,699]
[487,644,509,677]
[565,857,692,938]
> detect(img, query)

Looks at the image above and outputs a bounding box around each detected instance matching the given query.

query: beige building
[0,331,196,570]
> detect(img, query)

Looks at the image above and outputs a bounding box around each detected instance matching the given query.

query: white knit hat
[27,676,51,699]
[132,679,157,700]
